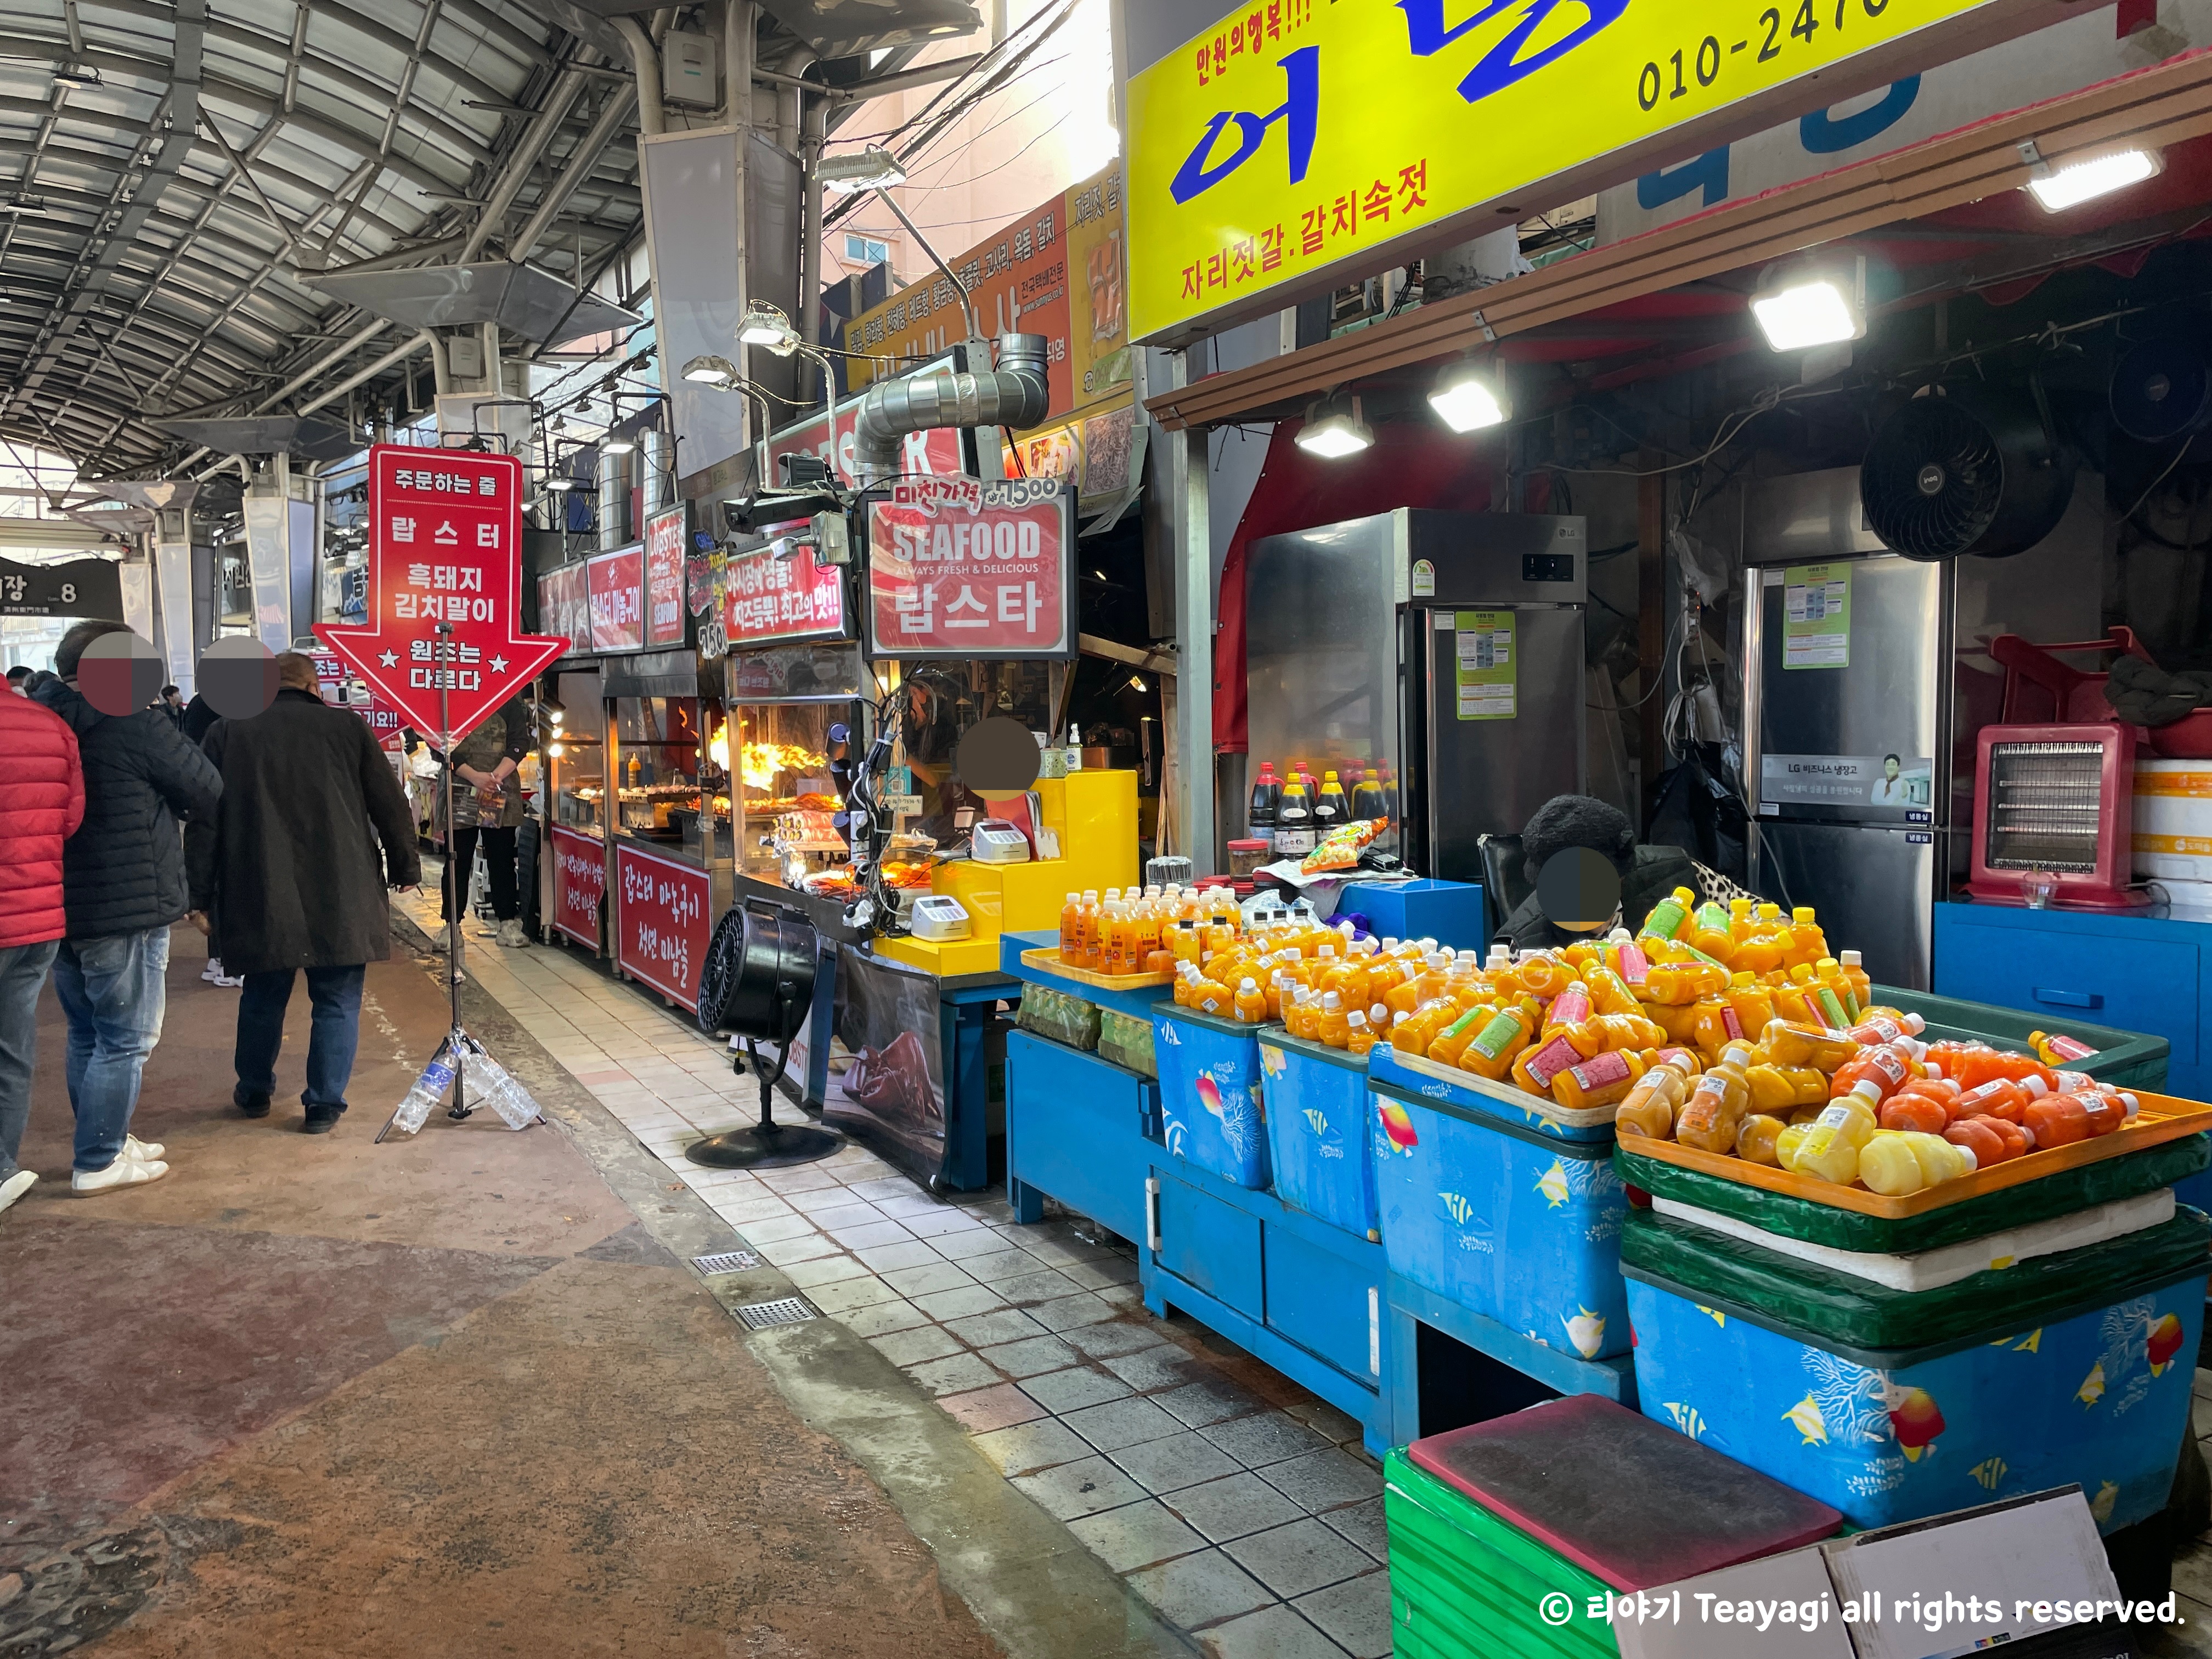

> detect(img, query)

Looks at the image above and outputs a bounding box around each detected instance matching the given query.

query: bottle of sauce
[1274,783,1314,860]
[1248,762,1282,836]
[1313,771,1348,836]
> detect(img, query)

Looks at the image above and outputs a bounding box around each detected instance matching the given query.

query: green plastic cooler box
[1386,1394,1839,1658]
[1874,983,2170,1091]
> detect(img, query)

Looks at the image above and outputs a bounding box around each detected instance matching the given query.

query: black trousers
[443,825,518,921]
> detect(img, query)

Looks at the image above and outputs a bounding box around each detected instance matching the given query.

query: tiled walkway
[400,887,1393,1658]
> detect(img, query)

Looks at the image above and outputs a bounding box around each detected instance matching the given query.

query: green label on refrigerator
[1783,563,1851,670]
[1454,611,1516,721]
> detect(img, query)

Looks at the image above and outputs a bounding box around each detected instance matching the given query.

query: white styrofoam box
[2134,760,2212,879]
[1650,1188,2176,1292]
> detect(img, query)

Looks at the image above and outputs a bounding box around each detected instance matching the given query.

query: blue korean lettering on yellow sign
[1126,0,2053,342]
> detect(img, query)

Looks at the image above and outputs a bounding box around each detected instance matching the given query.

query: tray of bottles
[1372,1045,1623,1133]
[1018,947,1176,992]
[1619,1091,2212,1218]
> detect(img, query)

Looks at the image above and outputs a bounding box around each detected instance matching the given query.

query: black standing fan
[2111,335,2212,444]
[1859,382,2074,561]
[688,900,840,1169]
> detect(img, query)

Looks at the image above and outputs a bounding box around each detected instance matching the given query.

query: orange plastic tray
[1018,947,1175,992]
[1621,1091,2212,1218]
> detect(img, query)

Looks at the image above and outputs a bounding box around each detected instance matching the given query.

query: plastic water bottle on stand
[462,1040,542,1130]
[392,1039,460,1135]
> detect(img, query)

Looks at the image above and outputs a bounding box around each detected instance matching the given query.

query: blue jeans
[53,928,170,1173]
[236,966,366,1116]
[0,939,60,1182]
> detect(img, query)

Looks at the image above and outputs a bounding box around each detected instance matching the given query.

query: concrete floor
[0,925,1177,1658]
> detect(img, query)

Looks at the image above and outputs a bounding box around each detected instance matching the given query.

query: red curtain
[1211,417,1496,753]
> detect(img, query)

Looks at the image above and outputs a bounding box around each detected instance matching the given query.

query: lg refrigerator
[1245,508,1587,884]
[1741,469,2106,989]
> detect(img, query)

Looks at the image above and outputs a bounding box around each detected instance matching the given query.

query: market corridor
[0,920,1163,1658]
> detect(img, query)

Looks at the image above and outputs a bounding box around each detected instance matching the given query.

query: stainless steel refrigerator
[1245,509,1587,883]
[1741,469,2105,989]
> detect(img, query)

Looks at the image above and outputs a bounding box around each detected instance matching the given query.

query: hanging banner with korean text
[314,444,567,742]
[1124,0,2080,342]
[616,841,710,1011]
[724,538,849,649]
[863,476,1075,661]
[644,505,689,648]
[588,545,645,652]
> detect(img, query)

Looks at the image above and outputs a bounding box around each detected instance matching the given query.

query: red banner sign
[724,537,848,649]
[551,825,605,949]
[307,648,407,751]
[588,545,645,652]
[616,842,710,1009]
[644,506,687,647]
[315,444,566,741]
[537,562,591,650]
[865,476,1075,660]
[763,394,966,490]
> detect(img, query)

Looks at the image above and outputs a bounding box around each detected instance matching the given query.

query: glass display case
[551,713,607,832]
[732,699,855,888]
[610,692,730,860]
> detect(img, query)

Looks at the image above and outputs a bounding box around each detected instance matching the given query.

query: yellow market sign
[1125,0,2081,342]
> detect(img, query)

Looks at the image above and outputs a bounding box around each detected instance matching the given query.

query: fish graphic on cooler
[1781,1394,1830,1446]
[1883,1385,1946,1462]
[1536,1160,1571,1209]
[2091,1481,2121,1524]
[1562,1307,1606,1359]
[2077,1362,2108,1408]
[1193,1069,1262,1164]
[1377,1101,1419,1154]
[2147,1312,2186,1376]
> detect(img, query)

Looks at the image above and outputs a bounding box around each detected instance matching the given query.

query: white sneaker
[72,1153,170,1195]
[125,1133,165,1161]
[0,1169,36,1214]
[496,919,531,949]
[202,957,242,988]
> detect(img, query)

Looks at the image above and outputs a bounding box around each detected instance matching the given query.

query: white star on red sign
[488,653,509,674]
[377,649,398,668]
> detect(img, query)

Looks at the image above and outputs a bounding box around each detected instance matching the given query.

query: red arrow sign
[314,443,566,740]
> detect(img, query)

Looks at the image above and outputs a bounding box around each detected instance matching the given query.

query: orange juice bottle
[1616,1052,1695,1138]
[1807,961,1854,1029]
[1511,1028,1587,1095]
[1516,952,1568,1000]
[1724,973,1775,1045]
[1674,1043,1755,1152]
[1133,898,1162,968]
[1638,887,1697,943]
[1726,896,1756,945]
[1345,1009,1377,1057]
[1791,1082,1882,1183]
[1770,965,1822,1026]
[1553,1047,1649,1111]
[1542,979,1595,1040]
[1592,1011,1666,1050]
[1168,918,1202,965]
[1734,904,1786,974]
[1234,977,1268,1025]
[1687,901,1735,963]
[1316,991,1351,1048]
[1459,1007,1533,1080]
[1426,1005,1493,1069]
[1837,949,1874,1014]
[1829,1041,1914,1103]
[1761,1017,1859,1070]
[1187,966,1232,1018]
[1740,1053,1797,1114]
[1688,997,1737,1059]
[1785,907,1829,970]
[1584,963,1640,1017]
[1390,997,1455,1058]
[1059,891,1084,960]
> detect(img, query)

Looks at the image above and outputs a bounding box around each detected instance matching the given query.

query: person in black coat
[186,653,422,1132]
[27,621,223,1194]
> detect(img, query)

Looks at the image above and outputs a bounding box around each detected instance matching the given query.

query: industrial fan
[1859,382,2073,561]
[2110,335,2212,444]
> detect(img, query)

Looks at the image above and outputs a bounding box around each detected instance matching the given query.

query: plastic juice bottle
[1593,1011,1667,1050]
[1610,932,1652,994]
[1953,1074,2049,1124]
[1552,1048,1649,1111]
[1133,900,1162,968]
[1366,1003,1391,1047]
[1234,977,1268,1025]
[1316,991,1351,1049]
[1785,907,1829,970]
[1093,903,1122,975]
[1638,887,1697,943]
[1688,902,1736,963]
[1829,1042,1914,1104]
[1810,960,1857,1028]
[1674,1045,1754,1152]
[1737,1114,1790,1165]
[1735,904,1786,974]
[1791,1082,1883,1185]
[2075,1087,2138,1136]
[1167,918,1201,966]
[1781,1065,1831,1108]
[1726,896,1756,943]
[1512,1026,1588,1096]
[1389,1000,1448,1058]
[1057,893,1081,958]
[1740,1054,1798,1115]
[1582,963,1640,1018]
[1847,1011,1926,1046]
[1459,1007,1534,1080]
[1425,1004,1493,1069]
[1859,1130,1976,1197]
[1770,967,1825,1027]
[1837,949,1874,1015]
[1688,997,1740,1059]
[1340,1009,1374,1056]
[2023,1093,2094,1148]
[1724,972,1776,1041]
[1188,969,1232,1018]
[1761,1018,1859,1071]
[1542,979,1595,1039]
[1878,1093,1951,1135]
[1646,958,1727,1007]
[1615,1053,1695,1139]
[2030,1029,2102,1066]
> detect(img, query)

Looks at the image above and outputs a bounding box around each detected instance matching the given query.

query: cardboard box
[2133,761,2212,881]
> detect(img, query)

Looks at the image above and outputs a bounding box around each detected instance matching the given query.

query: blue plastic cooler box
[1152,1001,1271,1189]
[1258,1029,1379,1238]
[1370,1076,1630,1361]
[1623,1217,2211,1535]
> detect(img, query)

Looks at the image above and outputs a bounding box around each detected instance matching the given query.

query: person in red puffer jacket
[1,685,84,1215]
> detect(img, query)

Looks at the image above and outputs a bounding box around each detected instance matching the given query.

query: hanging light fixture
[736,302,801,356]
[818,147,907,195]
[1429,357,1511,434]
[682,354,739,386]
[1750,255,1867,353]
[2024,144,2162,212]
[1294,389,1374,459]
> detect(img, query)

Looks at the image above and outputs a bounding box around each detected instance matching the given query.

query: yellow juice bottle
[1426,1005,1493,1069]
[1724,972,1775,1045]
[1584,963,1640,1017]
[1791,1082,1881,1184]
[1345,1010,1376,1057]
[1234,977,1268,1025]
[1316,991,1351,1048]
[1785,906,1828,970]
[1734,904,1786,974]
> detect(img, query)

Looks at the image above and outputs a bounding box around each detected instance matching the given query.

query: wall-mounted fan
[2110,335,2212,444]
[1860,382,2073,561]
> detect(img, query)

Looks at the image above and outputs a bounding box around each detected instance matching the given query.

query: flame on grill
[741,740,825,792]
[707,727,729,772]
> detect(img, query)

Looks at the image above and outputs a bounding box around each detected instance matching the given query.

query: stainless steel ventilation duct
[853,334,1049,481]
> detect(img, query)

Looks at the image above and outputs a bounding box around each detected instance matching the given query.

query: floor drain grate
[733,1297,818,1330]
[691,1250,760,1276]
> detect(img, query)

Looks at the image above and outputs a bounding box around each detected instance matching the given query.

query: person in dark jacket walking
[186,653,421,1132]
[28,620,223,1194]
[0,686,84,1215]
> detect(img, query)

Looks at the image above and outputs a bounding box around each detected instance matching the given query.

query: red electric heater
[1967,722,2138,909]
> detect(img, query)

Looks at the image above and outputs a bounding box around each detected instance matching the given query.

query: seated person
[1498,794,1748,952]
